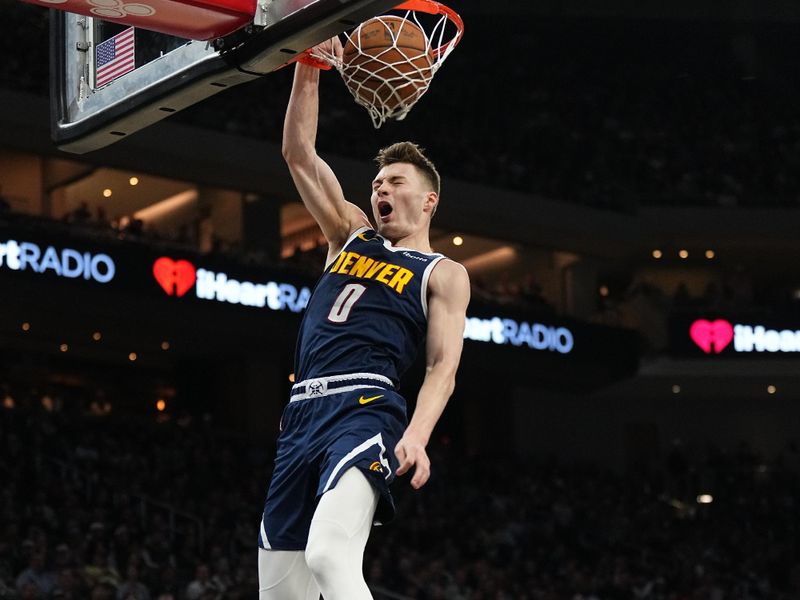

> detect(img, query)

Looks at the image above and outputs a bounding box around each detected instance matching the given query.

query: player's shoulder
[433,257,468,277]
[429,258,470,298]
[329,217,374,254]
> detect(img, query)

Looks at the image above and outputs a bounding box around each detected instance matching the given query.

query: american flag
[95,27,135,88]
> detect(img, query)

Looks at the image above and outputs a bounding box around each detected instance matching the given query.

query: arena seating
[4,6,800,211]
[1,395,798,599]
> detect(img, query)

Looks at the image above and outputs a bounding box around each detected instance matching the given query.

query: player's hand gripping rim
[300,36,344,70]
[394,436,431,489]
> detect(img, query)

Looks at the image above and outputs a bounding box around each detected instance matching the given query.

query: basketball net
[308,0,463,128]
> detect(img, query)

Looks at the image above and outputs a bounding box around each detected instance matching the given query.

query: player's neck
[388,230,433,253]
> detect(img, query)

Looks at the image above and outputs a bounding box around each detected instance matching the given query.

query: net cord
[309,2,462,127]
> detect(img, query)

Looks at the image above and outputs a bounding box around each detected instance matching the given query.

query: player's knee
[304,547,336,583]
[305,519,350,580]
[258,549,317,598]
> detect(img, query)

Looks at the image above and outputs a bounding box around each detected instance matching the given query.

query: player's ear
[424,192,438,217]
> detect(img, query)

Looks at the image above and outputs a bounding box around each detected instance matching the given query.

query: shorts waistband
[290,372,393,402]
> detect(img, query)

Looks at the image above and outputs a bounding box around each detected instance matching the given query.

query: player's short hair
[375,142,441,197]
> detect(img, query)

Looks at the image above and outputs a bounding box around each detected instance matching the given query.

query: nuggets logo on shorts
[308,380,326,396]
[369,461,383,473]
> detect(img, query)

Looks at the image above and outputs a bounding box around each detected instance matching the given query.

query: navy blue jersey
[294,227,445,385]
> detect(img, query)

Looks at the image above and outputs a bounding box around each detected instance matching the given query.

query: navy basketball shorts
[258,374,407,551]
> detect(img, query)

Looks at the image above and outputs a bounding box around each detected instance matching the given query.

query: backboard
[48,0,399,154]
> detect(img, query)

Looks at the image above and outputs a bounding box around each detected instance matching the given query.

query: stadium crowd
[4,6,800,211]
[1,384,798,599]
[168,15,800,212]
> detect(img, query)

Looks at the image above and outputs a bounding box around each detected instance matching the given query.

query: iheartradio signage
[463,316,574,354]
[152,257,310,313]
[689,319,733,354]
[153,257,196,297]
[0,238,115,283]
[690,318,800,354]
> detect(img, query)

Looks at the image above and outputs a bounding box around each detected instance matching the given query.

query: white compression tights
[258,467,379,600]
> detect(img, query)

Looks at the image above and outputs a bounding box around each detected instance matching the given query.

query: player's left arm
[395,259,470,489]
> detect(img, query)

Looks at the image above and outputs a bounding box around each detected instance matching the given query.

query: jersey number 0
[327,283,367,323]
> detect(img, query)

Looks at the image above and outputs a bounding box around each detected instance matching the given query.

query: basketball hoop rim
[394,0,464,56]
[295,0,463,69]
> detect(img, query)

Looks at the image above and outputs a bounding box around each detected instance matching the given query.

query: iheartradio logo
[689,319,800,354]
[151,256,311,313]
[152,257,196,297]
[689,319,734,354]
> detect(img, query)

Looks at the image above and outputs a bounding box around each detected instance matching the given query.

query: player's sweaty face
[371,163,430,237]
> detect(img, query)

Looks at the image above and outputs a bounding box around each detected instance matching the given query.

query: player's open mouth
[378,201,393,221]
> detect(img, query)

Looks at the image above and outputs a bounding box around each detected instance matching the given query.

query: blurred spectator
[122,217,145,237]
[0,186,10,213]
[724,265,754,310]
[83,546,120,591]
[184,564,218,600]
[116,564,151,600]
[701,280,723,309]
[91,581,117,600]
[96,206,111,229]
[51,567,80,599]
[52,544,73,570]
[672,281,692,308]
[65,202,92,226]
[15,551,56,598]
[520,273,555,314]
[208,558,233,597]
[17,582,41,600]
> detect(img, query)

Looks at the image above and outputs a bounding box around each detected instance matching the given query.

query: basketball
[342,16,435,113]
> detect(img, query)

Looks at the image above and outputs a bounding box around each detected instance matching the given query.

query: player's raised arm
[395,260,470,489]
[282,40,370,253]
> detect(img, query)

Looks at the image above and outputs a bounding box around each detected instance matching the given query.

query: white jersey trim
[321,433,391,495]
[290,372,394,402]
[378,235,442,257]
[290,384,386,403]
[292,371,393,392]
[421,256,447,319]
[259,519,271,549]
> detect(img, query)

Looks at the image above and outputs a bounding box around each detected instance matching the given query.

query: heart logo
[152,257,196,297]
[689,319,734,354]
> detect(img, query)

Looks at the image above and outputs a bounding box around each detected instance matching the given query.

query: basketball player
[257,38,470,600]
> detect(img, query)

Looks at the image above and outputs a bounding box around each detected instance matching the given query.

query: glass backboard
[49,0,398,154]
